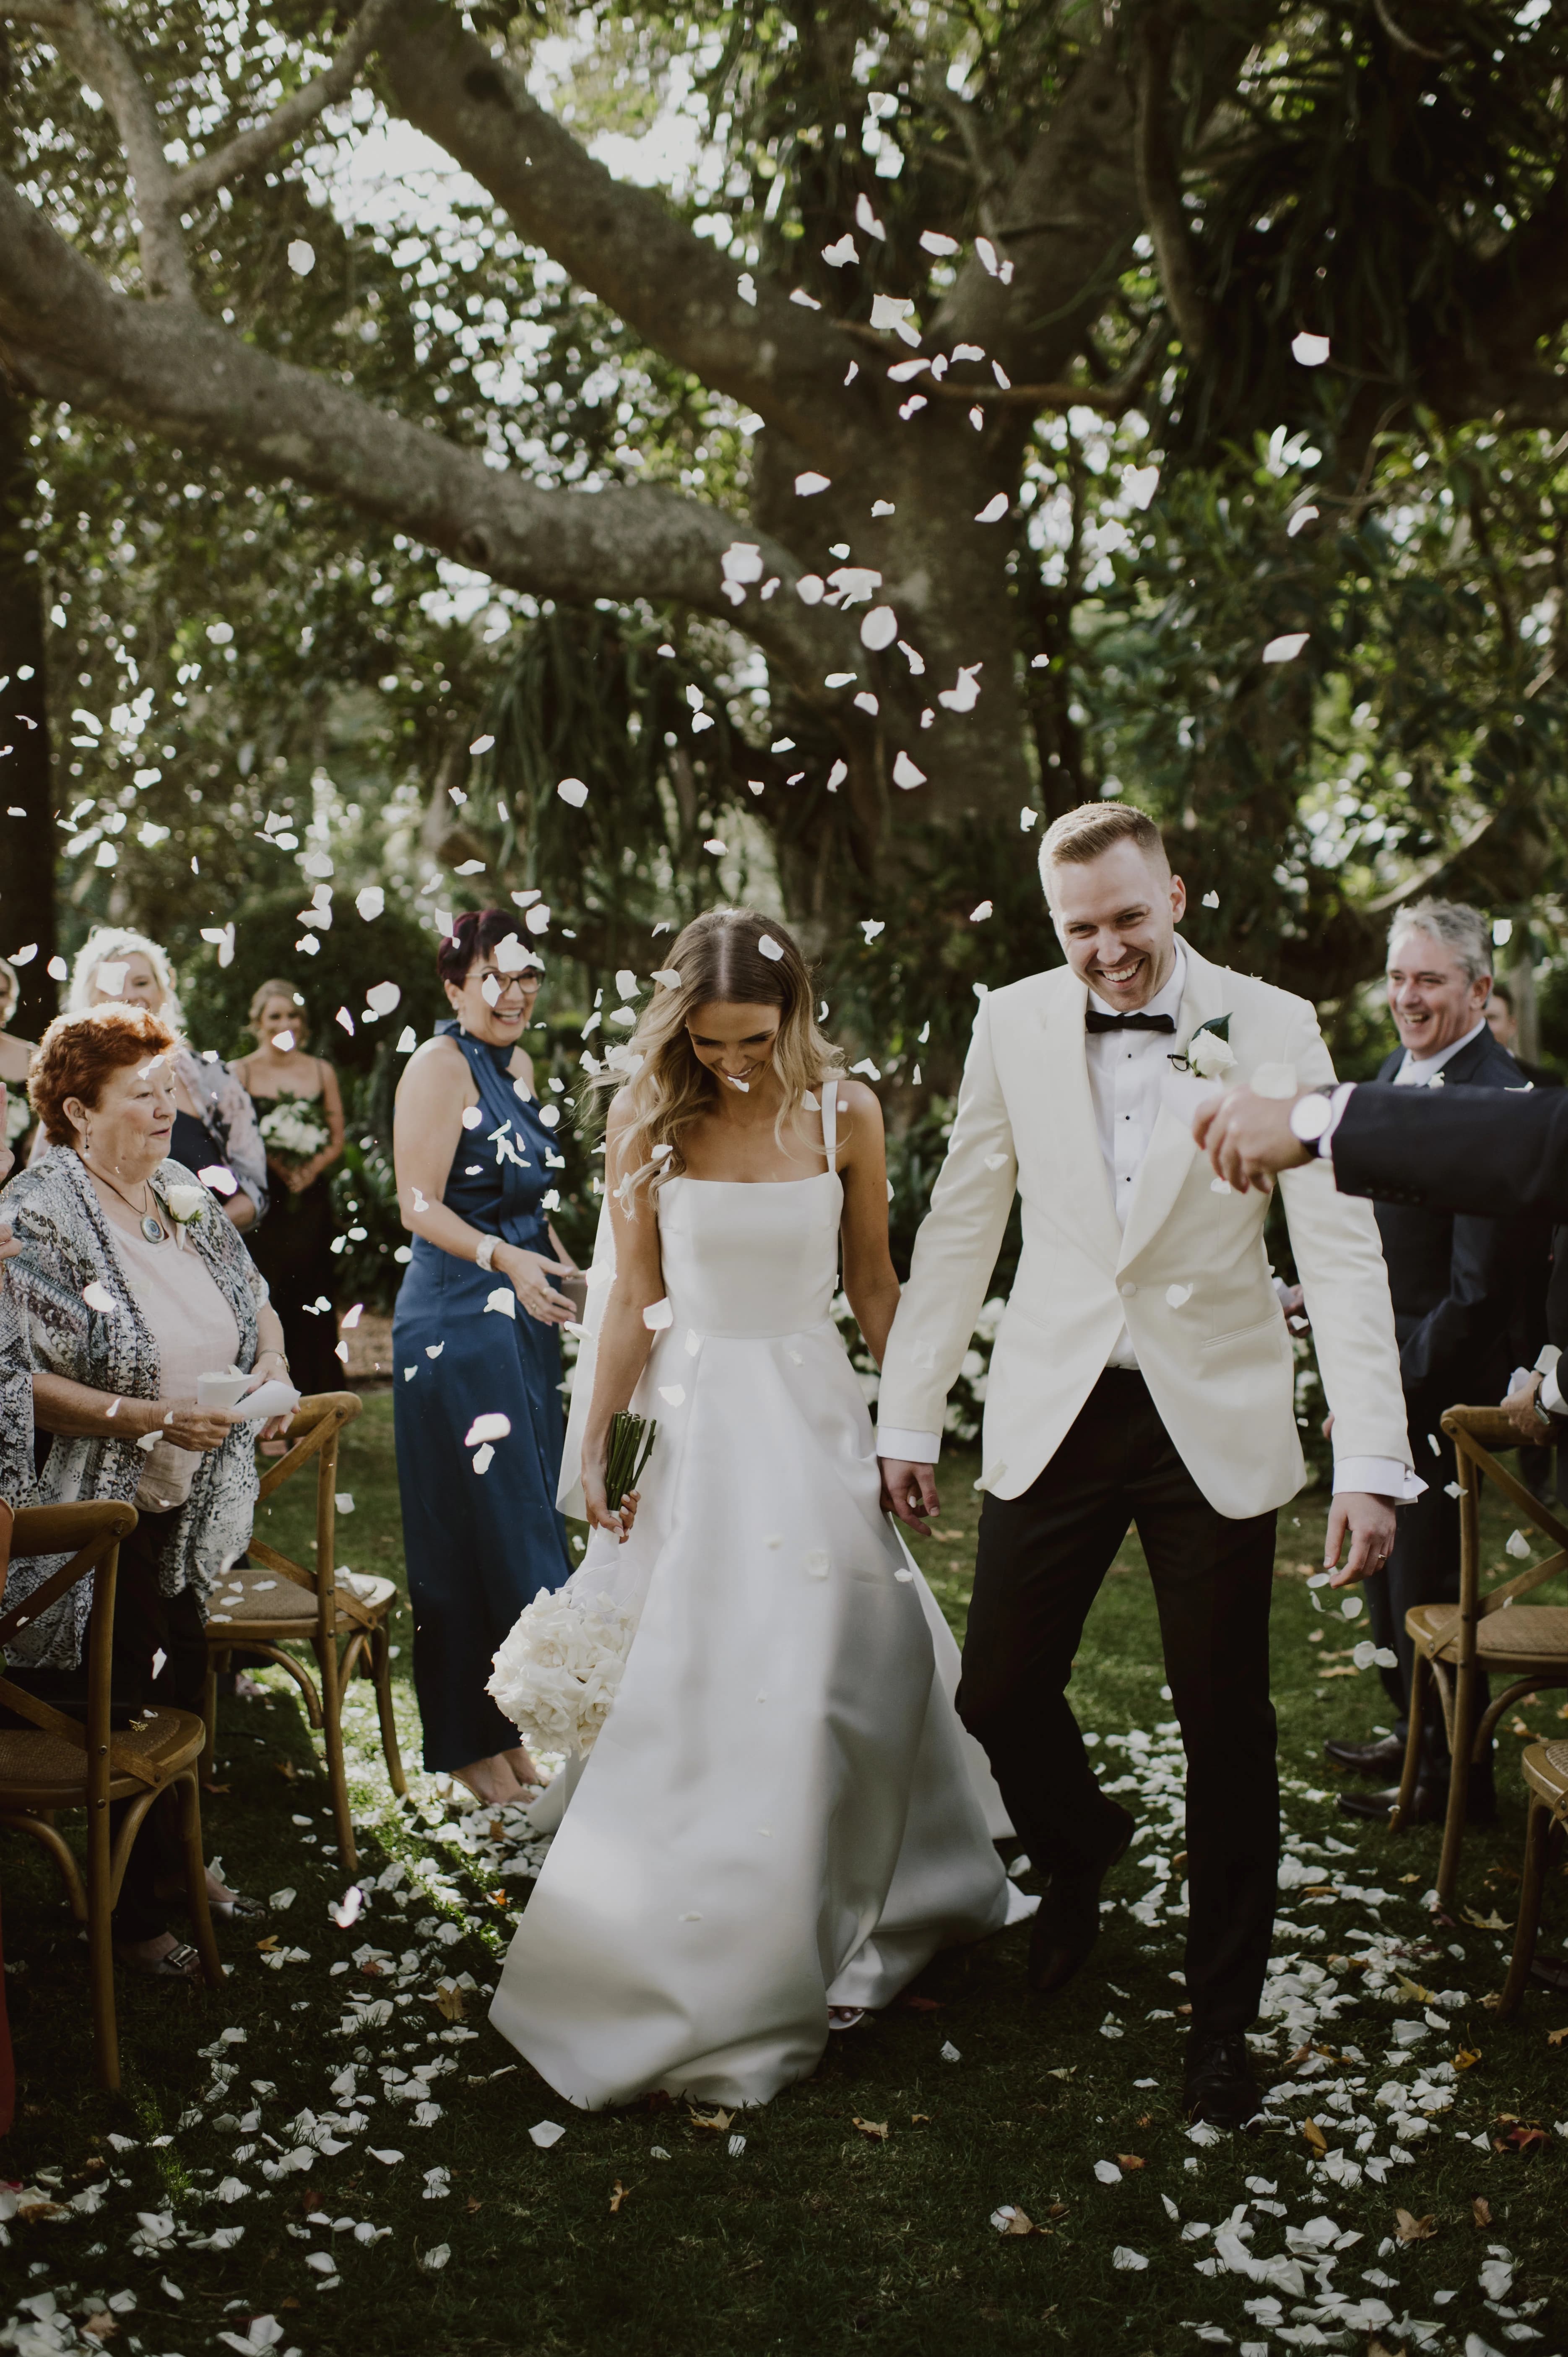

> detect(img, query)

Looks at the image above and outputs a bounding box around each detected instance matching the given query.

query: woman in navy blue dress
[391,911,578,1801]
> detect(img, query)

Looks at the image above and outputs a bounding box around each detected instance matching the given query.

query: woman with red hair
[0,1005,288,1977]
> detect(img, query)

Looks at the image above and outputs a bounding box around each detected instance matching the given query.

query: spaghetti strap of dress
[822,1077,839,1171]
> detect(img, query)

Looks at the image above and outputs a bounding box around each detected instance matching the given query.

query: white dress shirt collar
[1394,1015,1487,1087]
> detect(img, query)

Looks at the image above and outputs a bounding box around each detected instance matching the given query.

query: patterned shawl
[0,1144,265,1667]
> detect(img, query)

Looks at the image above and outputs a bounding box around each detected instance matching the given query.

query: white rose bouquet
[259,1098,330,1166]
[487,1586,637,1756]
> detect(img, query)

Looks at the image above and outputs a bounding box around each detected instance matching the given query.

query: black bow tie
[1085,1008,1176,1033]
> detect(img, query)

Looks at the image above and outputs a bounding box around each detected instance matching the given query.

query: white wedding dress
[489,1082,1031,2110]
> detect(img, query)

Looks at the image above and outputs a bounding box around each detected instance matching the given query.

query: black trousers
[1366,1405,1491,1788]
[8,1508,208,1943]
[957,1368,1279,2040]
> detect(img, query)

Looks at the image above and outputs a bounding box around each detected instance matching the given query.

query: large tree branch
[2,0,189,299]
[171,0,402,206]
[0,169,859,698]
[375,1,867,475]
[1131,7,1215,362]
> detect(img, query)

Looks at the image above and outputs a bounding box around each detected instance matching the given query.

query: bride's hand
[582,1450,637,1543]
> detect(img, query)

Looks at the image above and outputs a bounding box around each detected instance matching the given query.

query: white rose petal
[919,230,960,255]
[658,1384,686,1407]
[1262,632,1310,663]
[1340,1593,1365,1619]
[1506,1528,1532,1558]
[529,2121,566,2149]
[557,777,589,807]
[1112,2247,1149,2271]
[642,1299,673,1330]
[287,239,315,276]
[355,885,384,921]
[860,604,898,650]
[822,235,858,266]
[795,472,831,497]
[1292,332,1331,366]
[757,935,784,961]
[940,2040,961,2062]
[892,750,926,790]
[804,1550,830,1579]
[970,900,993,922]
[974,493,1009,523]
[1165,1284,1194,1308]
[1094,2160,1121,2183]
[464,1412,512,1446]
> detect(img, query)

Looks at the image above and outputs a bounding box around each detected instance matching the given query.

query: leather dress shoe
[1337,1779,1497,1828]
[1027,1802,1135,1995]
[1324,1733,1407,1779]
[1184,2032,1264,2131]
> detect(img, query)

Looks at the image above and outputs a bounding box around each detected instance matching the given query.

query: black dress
[242,1076,341,1400]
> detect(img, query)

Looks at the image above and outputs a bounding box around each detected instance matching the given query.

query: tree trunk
[0,368,55,1037]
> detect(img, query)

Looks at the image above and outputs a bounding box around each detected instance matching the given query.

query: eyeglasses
[476,967,541,998]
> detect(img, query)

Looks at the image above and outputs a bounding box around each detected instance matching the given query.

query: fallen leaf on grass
[275,1761,298,1782]
[1472,2197,1492,2227]
[1301,2120,1328,2158]
[991,2205,1050,2236]
[1493,2122,1550,2154]
[1462,1906,1510,1931]
[1454,2047,1482,2070]
[910,2114,931,2125]
[852,2118,889,2141]
[1396,1974,1435,2004]
[17,2200,70,2224]
[1285,2042,1314,2068]
[435,1984,466,2022]
[1394,2210,1436,2242]
[255,1936,278,1954]
[1045,2067,1075,2081]
[1116,2155,1145,2170]
[1398,1872,1420,1885]
[609,2181,630,2213]
[690,2108,734,2133]
[1547,2027,1568,2047]
[80,2319,117,2342]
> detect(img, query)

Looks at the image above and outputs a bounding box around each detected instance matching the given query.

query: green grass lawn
[3,1390,1566,2357]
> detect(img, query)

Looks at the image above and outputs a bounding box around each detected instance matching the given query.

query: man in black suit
[1325,901,1535,1826]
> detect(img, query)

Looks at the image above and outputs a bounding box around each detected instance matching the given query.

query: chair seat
[1522,1740,1568,1814]
[0,1704,205,1805]
[205,1567,396,1629]
[1407,1602,1568,1665]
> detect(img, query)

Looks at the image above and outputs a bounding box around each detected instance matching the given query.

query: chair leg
[317,1635,356,1875]
[1390,1651,1429,1832]
[1498,1798,1555,2021]
[372,1623,408,1798]
[0,1811,88,1922]
[1436,1658,1475,1916]
[176,1770,224,1989]
[86,1784,118,2094]
[200,1660,219,1785]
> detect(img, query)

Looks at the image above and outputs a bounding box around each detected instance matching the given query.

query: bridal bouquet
[259,1098,330,1166]
[487,1587,637,1755]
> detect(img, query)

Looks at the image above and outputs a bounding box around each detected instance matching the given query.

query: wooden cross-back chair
[0,1499,222,2091]
[203,1392,405,1873]
[1391,1405,1568,1910]
[1499,1739,1568,2019]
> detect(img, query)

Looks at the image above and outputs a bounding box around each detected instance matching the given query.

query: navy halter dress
[391,1024,573,1770]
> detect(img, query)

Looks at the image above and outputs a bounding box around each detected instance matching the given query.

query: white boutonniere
[159,1181,207,1247]
[1170,1014,1236,1081]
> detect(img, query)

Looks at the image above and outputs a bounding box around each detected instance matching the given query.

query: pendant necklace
[86,1158,167,1243]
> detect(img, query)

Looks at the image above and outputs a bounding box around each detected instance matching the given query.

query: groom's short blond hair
[1038,801,1168,896]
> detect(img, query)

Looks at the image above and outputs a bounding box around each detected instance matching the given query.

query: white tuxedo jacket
[877,943,1412,1519]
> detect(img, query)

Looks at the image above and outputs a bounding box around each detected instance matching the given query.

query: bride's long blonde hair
[585,908,845,1200]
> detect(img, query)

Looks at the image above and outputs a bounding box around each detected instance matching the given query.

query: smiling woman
[389,910,580,1806]
[0,1004,287,1978]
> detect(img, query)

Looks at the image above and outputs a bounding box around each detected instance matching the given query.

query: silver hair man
[1386,898,1493,986]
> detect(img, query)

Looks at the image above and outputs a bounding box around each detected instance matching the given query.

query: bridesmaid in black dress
[234,981,346,1400]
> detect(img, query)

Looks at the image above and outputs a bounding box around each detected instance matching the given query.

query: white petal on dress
[490,1093,1030,2110]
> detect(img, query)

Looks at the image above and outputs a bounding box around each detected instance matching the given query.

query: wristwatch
[1288,1087,1338,1153]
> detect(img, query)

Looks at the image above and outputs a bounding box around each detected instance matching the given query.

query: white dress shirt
[1085,944,1189,1367]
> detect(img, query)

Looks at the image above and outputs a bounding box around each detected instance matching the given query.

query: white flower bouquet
[259,1098,330,1165]
[487,1585,637,1756]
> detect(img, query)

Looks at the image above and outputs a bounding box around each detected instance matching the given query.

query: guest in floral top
[0,1005,289,1978]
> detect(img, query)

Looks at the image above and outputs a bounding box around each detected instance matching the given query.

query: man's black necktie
[1084,1008,1177,1034]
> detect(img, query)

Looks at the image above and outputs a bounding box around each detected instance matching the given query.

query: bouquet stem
[605,1410,656,1511]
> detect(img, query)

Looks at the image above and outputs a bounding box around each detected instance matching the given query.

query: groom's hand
[879,1457,939,1536]
[1324,1490,1396,1587]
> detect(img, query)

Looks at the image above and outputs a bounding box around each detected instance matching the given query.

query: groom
[877,802,1417,2128]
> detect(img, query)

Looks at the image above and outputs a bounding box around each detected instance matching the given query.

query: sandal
[208,1889,268,1922]
[117,1940,204,1982]
[828,2006,868,2032]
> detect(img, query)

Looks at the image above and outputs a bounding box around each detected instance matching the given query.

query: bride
[487,908,1031,2110]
